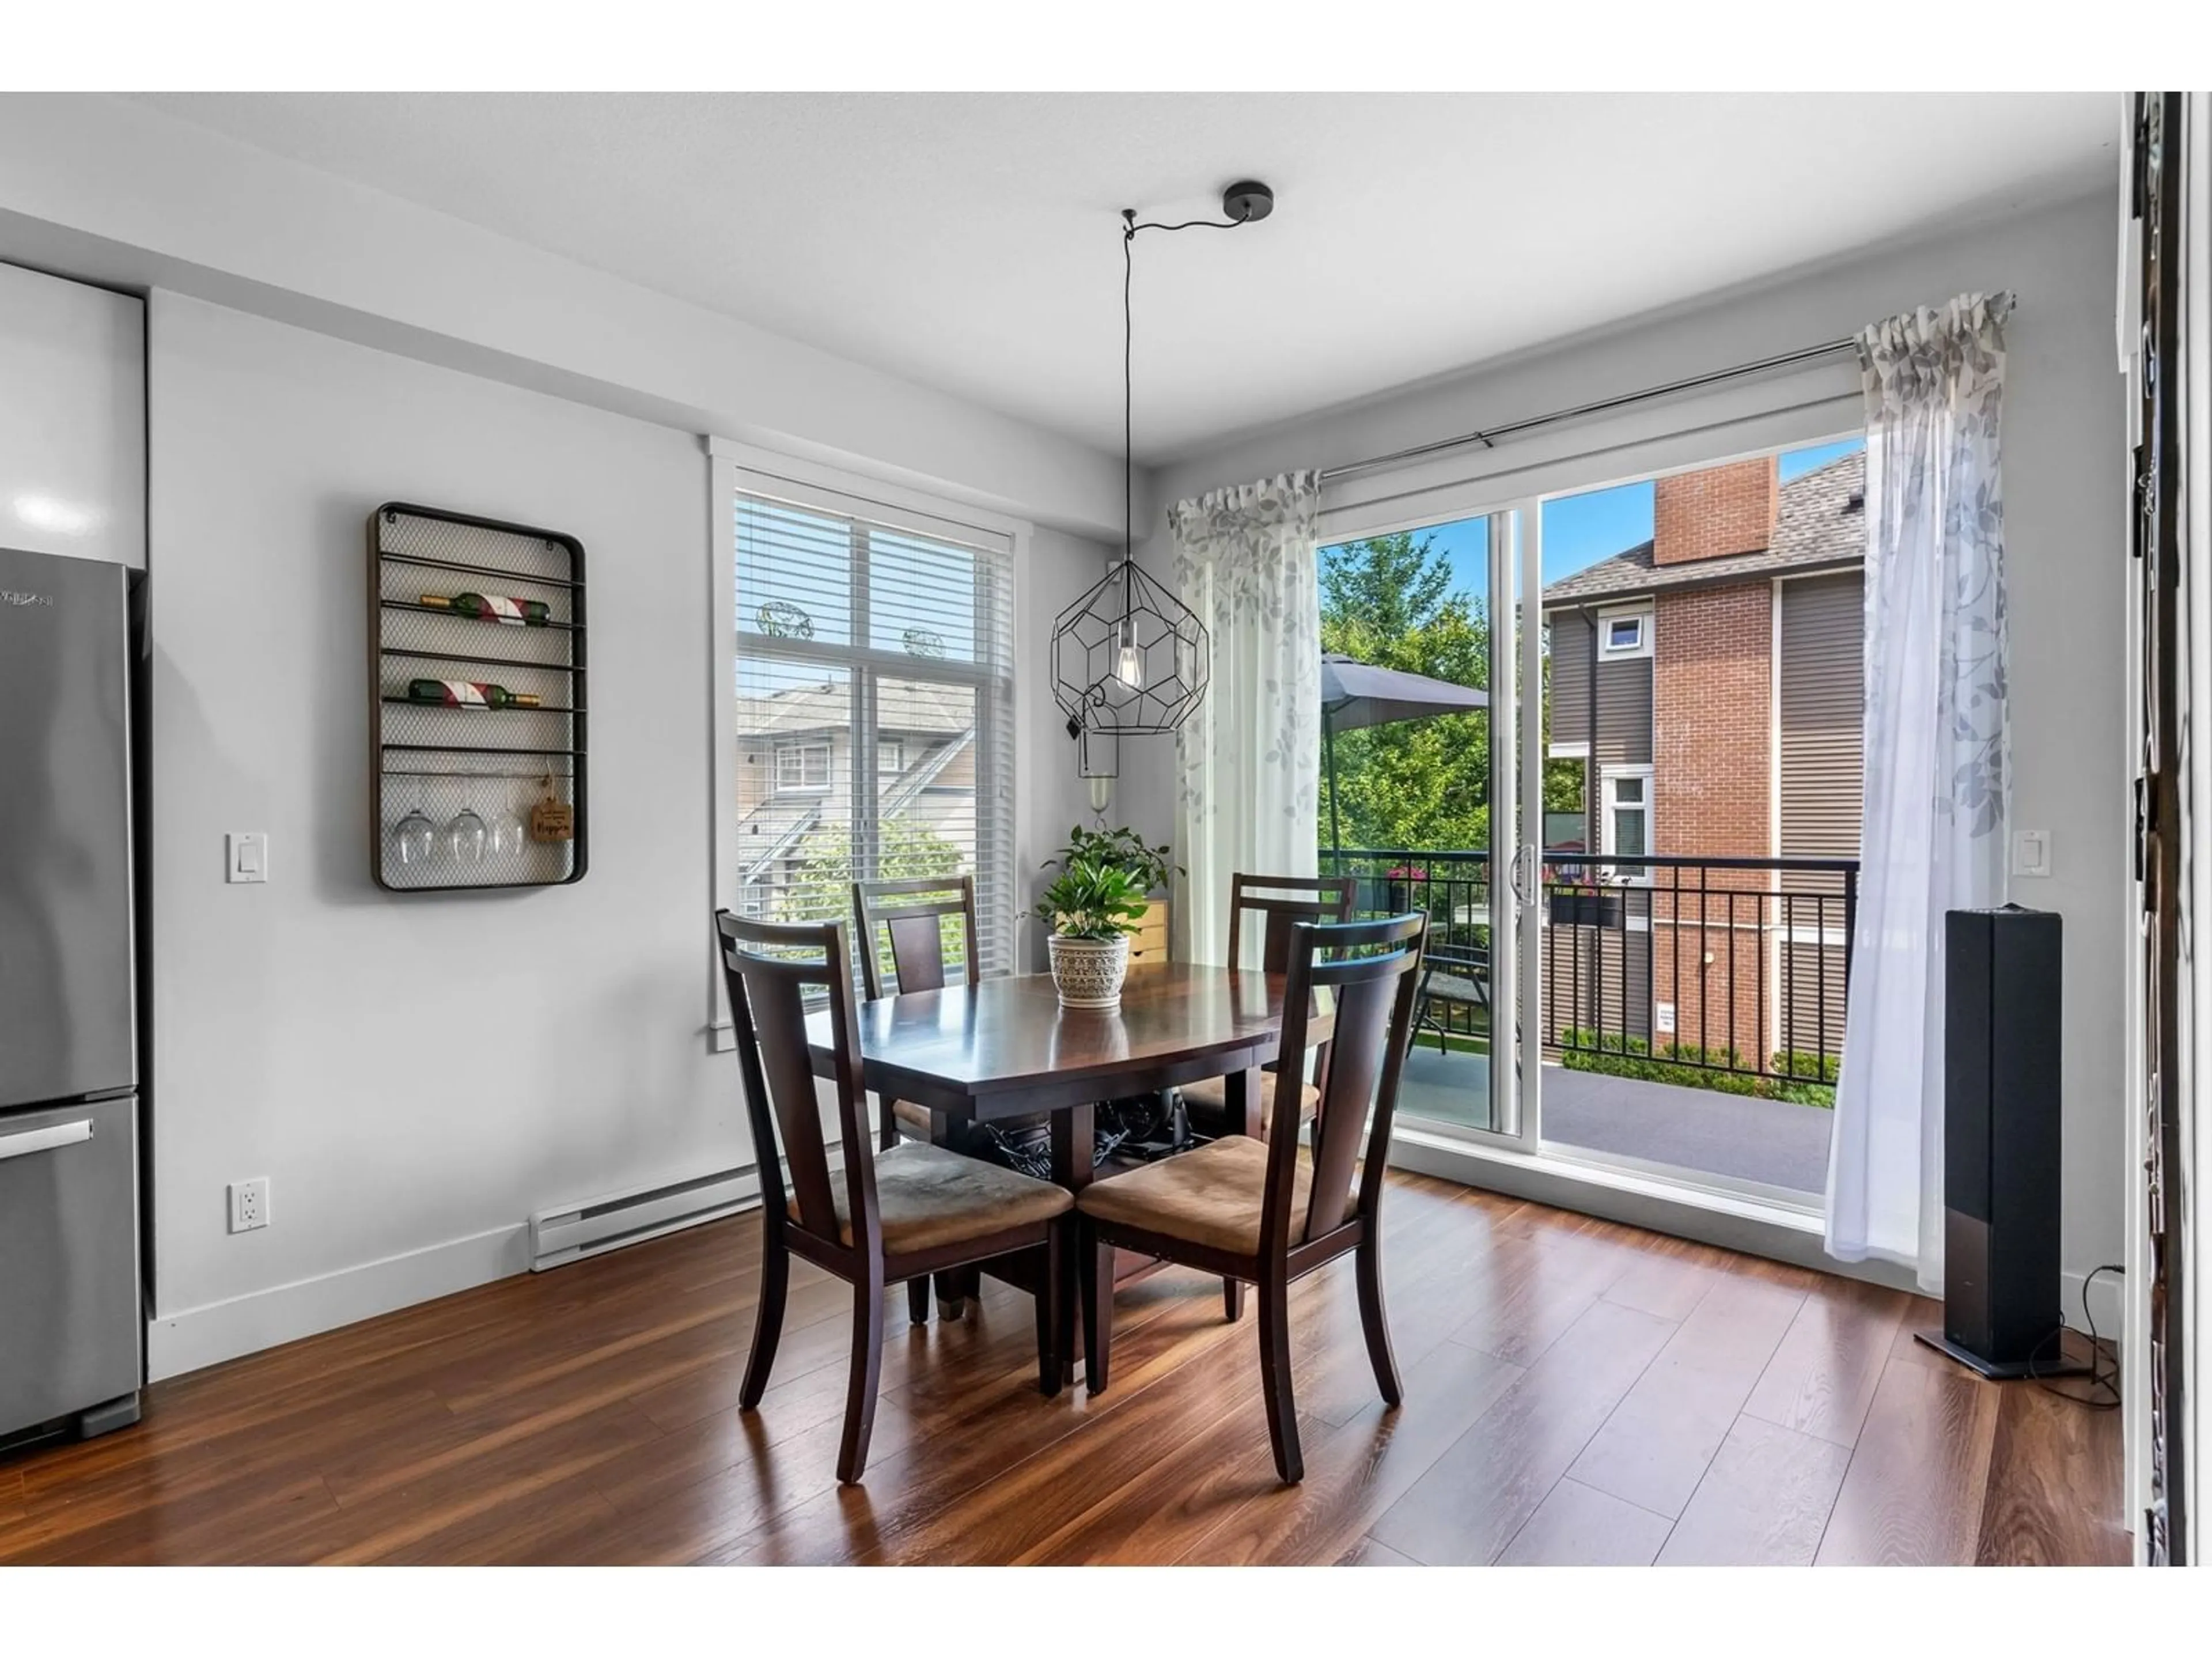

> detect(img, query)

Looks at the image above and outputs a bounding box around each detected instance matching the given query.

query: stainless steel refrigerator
[0,543,142,1444]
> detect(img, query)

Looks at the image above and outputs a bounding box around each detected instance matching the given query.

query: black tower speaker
[1915,904,2085,1380]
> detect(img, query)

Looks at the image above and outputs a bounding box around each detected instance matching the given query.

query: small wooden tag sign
[529,797,575,843]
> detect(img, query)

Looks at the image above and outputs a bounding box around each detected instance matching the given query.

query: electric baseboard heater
[529,1166,757,1271]
[528,1150,844,1271]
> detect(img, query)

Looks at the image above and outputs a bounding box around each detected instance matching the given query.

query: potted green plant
[1044,824,1179,965]
[1035,857,1148,1009]
[1044,824,1176,896]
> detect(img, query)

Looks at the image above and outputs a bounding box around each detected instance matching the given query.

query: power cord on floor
[2025,1263,2124,1410]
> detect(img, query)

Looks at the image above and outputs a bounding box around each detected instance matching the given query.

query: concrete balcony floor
[1394,1044,1832,1199]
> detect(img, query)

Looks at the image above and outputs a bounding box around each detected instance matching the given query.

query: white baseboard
[146,1224,531,1382]
[143,1152,802,1382]
[1387,1128,2126,1346]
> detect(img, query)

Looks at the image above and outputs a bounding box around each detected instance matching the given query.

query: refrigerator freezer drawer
[0,1096,141,1441]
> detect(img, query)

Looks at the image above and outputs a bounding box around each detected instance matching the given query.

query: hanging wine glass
[390,776,436,869]
[446,799,490,865]
[491,782,530,860]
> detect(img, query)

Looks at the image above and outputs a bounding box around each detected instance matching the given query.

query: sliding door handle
[1510,844,1540,908]
[0,1119,94,1162]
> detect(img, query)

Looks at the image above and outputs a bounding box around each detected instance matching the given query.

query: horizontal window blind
[732,482,1017,980]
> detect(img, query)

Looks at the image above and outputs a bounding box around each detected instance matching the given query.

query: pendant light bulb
[1114,619,1145,692]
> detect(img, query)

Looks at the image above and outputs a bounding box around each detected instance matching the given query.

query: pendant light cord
[1123,211,1135,619]
[1120,204,1254,613]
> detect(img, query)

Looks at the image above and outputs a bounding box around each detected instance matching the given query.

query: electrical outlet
[228,1177,270,1234]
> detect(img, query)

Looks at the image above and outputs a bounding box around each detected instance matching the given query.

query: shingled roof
[1543,450,1865,606]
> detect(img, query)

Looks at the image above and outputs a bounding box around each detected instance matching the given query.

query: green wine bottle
[406,677,542,709]
[419,591,552,626]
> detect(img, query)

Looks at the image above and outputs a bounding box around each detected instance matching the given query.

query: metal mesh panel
[380,510,575,586]
[378,759,578,890]
[378,655,575,712]
[373,506,584,891]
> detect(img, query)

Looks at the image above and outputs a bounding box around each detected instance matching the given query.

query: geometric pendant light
[1051,180,1275,778]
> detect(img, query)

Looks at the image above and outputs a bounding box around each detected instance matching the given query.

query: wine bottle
[405,677,542,709]
[418,591,552,626]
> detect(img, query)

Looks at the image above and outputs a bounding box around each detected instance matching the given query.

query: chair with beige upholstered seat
[852,874,980,1150]
[716,910,1072,1485]
[853,874,1047,1325]
[1176,872,1356,1136]
[1077,911,1427,1484]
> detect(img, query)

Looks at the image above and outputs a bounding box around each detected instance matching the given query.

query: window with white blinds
[728,474,1017,979]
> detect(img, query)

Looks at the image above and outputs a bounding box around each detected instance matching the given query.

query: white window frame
[1597,603,1653,661]
[707,440,1031,1053]
[773,739,832,793]
[1601,763,1655,884]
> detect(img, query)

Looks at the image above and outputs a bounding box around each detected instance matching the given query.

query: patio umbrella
[1320,652,1490,858]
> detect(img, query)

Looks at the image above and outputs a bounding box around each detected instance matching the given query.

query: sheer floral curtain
[1827,292,2014,1290]
[1169,473,1323,967]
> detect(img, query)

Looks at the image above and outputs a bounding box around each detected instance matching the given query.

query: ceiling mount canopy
[1052,179,1276,777]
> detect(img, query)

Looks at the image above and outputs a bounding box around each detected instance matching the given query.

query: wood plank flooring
[0,1173,2128,1566]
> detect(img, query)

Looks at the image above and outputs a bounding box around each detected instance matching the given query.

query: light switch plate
[226,832,268,884]
[2012,829,2051,878]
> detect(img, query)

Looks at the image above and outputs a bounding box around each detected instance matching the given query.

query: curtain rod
[1316,336,1860,487]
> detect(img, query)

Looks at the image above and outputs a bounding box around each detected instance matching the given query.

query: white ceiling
[131,92,2116,463]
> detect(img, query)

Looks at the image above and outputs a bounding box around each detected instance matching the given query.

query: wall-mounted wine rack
[369,502,588,891]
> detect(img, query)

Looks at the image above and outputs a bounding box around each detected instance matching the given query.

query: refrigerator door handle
[0,1119,94,1162]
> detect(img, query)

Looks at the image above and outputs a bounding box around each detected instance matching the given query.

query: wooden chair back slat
[1261,914,1427,1250]
[1225,873,1355,971]
[853,875,979,999]
[887,915,952,992]
[716,911,880,1252]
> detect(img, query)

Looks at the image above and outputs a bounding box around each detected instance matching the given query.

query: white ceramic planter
[1047,933,1131,1009]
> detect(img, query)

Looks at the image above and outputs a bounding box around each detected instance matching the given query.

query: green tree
[1320,532,1491,855]
[1319,531,1586,855]
[777,816,969,976]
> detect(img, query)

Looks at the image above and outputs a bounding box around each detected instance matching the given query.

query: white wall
[140,292,1106,1377]
[1134,191,2131,1324]
[0,94,1126,541]
[143,294,725,1372]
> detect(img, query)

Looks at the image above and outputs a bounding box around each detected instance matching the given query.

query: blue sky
[1377,436,1864,604]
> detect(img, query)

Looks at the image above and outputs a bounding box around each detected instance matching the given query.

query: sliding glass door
[1502,441,1862,1205]
[1321,423,1865,1220]
[1316,512,1514,1137]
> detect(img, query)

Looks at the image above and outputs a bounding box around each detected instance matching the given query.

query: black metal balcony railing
[1319,847,1858,1093]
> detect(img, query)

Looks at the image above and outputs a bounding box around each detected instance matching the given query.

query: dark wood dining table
[802,961,1325,1340]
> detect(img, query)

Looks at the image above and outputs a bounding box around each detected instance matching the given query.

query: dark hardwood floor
[0,1172,2128,1566]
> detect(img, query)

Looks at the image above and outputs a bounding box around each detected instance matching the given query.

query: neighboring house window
[774,741,831,792]
[716,448,1021,984]
[1598,605,1652,660]
[1602,765,1654,882]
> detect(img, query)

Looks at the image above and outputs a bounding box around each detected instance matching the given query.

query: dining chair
[852,874,980,1150]
[853,873,1044,1325]
[1177,872,1357,1135]
[1075,911,1427,1483]
[715,910,1073,1484]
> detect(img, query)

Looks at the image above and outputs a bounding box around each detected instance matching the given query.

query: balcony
[1321,847,1857,1201]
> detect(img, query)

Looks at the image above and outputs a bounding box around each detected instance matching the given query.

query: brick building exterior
[1543,449,1866,1065]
